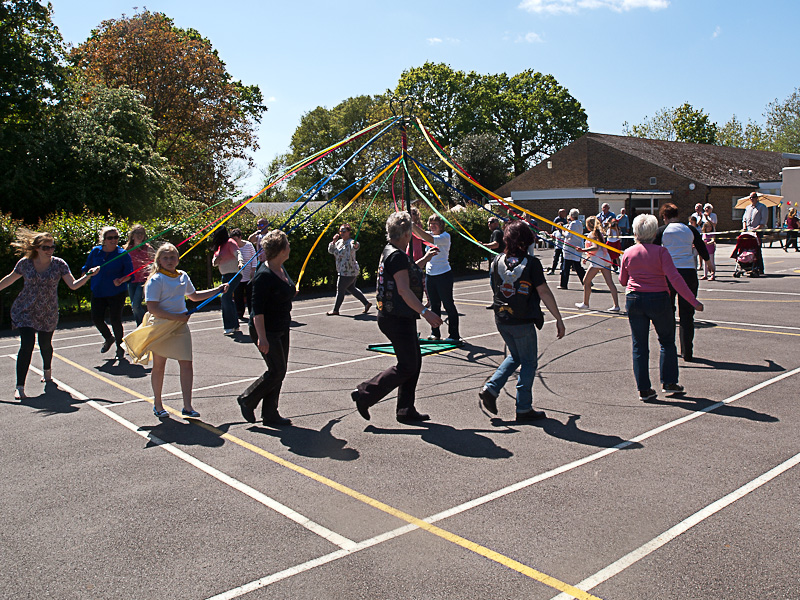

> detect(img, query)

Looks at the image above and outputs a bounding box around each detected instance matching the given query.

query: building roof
[496,132,797,196]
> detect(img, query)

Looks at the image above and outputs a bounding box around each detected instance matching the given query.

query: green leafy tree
[71,10,266,203]
[764,88,800,154]
[450,133,511,200]
[623,102,717,144]
[716,114,768,149]
[478,70,588,176]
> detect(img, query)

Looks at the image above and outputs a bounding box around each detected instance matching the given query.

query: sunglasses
[40,245,56,251]
[104,235,119,240]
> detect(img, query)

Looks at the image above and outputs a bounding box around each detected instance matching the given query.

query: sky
[49,0,799,194]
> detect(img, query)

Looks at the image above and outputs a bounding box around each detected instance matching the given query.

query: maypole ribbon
[295,156,403,290]
[415,117,622,256]
[354,163,398,240]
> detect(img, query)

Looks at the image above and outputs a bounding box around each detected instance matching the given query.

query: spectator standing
[559,209,586,290]
[785,207,799,252]
[597,203,616,227]
[124,224,154,326]
[248,217,270,266]
[700,221,716,280]
[211,226,244,335]
[483,217,505,254]
[547,208,567,274]
[617,208,632,250]
[742,191,768,274]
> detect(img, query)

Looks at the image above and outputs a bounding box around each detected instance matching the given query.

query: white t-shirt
[145,272,196,315]
[661,223,697,269]
[426,232,452,276]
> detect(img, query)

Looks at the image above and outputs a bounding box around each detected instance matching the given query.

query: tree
[764,88,800,154]
[450,133,511,200]
[479,70,588,176]
[0,0,70,214]
[71,10,266,203]
[623,102,717,144]
[716,114,768,150]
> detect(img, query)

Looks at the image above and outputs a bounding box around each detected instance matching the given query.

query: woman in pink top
[124,224,154,326]
[619,214,703,401]
[211,226,244,335]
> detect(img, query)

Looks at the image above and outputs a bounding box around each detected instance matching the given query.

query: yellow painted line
[52,352,602,600]
[703,298,800,303]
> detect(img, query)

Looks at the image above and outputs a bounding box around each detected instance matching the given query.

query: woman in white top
[654,203,709,361]
[413,214,461,344]
[559,209,587,290]
[230,228,256,321]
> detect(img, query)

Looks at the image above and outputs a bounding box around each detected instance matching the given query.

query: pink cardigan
[619,243,701,308]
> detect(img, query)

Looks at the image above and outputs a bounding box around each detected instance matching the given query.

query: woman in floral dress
[0,229,97,399]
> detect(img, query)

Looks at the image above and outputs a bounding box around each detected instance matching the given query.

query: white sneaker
[575,303,589,310]
[223,328,236,335]
[608,306,621,313]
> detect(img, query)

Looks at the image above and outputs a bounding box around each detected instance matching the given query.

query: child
[700,220,716,281]
[575,216,620,312]
[123,243,227,419]
[605,218,622,272]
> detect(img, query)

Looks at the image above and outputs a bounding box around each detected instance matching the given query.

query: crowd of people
[1,200,741,426]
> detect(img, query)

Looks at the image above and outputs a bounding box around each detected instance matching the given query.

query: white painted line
[18,361,357,552]
[204,366,800,600]
[549,450,800,600]
[697,318,800,332]
[704,288,800,296]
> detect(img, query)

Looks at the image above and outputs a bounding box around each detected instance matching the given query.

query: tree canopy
[623,102,717,144]
[71,10,266,203]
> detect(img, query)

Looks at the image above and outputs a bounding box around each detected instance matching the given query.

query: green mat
[366,339,462,357]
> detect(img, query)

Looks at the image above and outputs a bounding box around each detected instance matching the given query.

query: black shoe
[351,389,370,421]
[558,286,568,290]
[100,339,114,353]
[262,414,291,426]
[116,345,125,357]
[515,409,546,422]
[682,353,694,362]
[478,387,498,415]
[237,395,256,424]
[396,409,430,423]
[638,388,657,401]
[661,383,685,395]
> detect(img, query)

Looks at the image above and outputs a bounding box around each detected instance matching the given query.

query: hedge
[0,204,497,329]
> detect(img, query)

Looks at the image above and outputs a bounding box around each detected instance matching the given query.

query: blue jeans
[220,272,241,330]
[626,291,679,391]
[484,321,538,413]
[128,281,145,326]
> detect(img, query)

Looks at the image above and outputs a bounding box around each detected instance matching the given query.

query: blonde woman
[575,216,620,312]
[0,229,97,399]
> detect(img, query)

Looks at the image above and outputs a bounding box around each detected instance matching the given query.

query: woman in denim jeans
[478,221,565,422]
[619,215,703,402]
[211,226,243,335]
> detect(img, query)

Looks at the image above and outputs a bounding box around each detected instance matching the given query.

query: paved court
[1,246,799,599]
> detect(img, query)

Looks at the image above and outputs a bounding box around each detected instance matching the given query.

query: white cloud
[427,36,460,45]
[516,32,544,43]
[518,0,669,14]
[712,25,721,38]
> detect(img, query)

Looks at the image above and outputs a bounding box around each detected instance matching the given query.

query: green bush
[0,202,494,329]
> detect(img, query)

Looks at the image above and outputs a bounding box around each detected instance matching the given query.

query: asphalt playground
[1,245,799,600]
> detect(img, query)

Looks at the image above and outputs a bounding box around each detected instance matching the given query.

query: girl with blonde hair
[124,243,228,418]
[575,216,620,312]
[0,229,97,399]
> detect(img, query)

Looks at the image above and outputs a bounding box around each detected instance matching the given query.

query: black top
[250,263,294,332]
[376,244,424,319]
[490,228,505,254]
[490,253,547,327]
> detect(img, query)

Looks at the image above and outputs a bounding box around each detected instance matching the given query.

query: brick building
[495,133,800,233]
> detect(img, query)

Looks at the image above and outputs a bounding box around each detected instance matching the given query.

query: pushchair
[731,231,761,277]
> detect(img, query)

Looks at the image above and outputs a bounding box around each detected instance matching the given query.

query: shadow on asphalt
[644,396,779,422]
[491,414,643,450]
[140,418,225,448]
[364,421,513,459]
[686,357,783,372]
[6,381,91,415]
[249,417,359,460]
[96,355,149,379]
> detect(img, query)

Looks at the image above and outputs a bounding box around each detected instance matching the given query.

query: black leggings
[17,327,54,387]
[91,293,126,345]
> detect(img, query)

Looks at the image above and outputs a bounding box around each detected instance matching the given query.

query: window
[649,177,657,185]
[731,196,745,221]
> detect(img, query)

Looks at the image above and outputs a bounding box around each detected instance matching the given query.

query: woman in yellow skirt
[123,244,227,419]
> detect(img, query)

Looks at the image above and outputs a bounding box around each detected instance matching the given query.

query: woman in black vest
[351,211,441,423]
[479,221,565,422]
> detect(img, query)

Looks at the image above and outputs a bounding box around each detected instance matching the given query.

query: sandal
[40,369,52,383]
[153,407,169,418]
[14,386,26,400]
[181,408,200,418]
